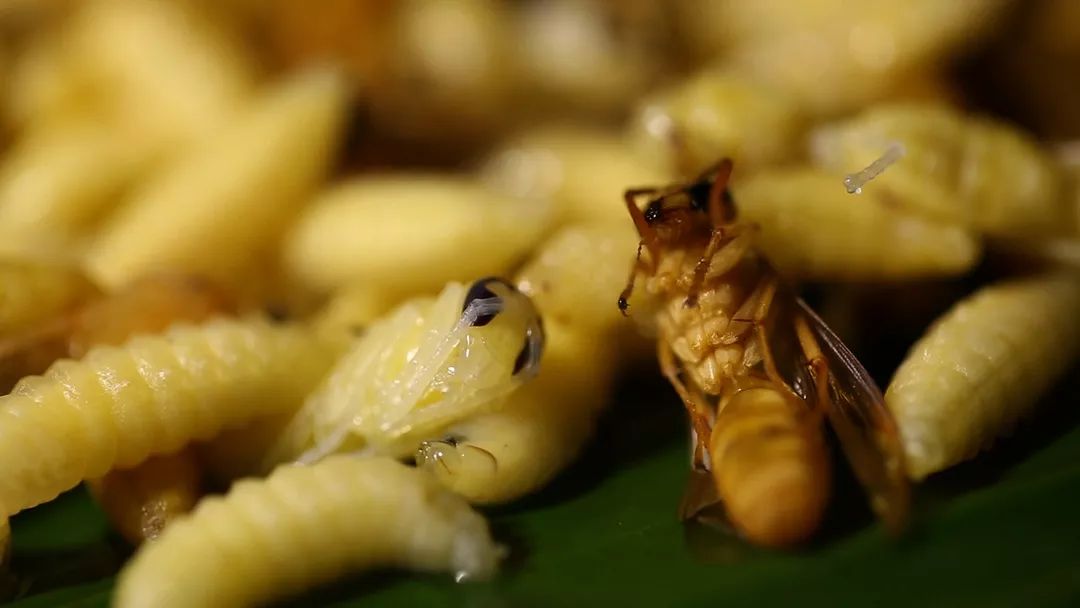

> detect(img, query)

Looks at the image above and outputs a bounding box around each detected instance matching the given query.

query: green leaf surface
[5,373,1080,607]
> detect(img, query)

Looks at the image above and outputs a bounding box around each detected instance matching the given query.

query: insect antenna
[620,188,662,314]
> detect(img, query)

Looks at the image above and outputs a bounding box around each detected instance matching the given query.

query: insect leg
[704,158,734,227]
[618,241,651,315]
[686,222,756,308]
[793,311,909,535]
[744,277,801,401]
[793,314,831,423]
[657,337,713,469]
[624,188,661,261]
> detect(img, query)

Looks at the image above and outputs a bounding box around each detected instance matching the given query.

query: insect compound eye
[512,318,545,378]
[644,200,663,223]
[462,277,514,327]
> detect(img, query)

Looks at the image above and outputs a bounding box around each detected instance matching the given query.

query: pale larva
[86,67,346,288]
[626,70,805,178]
[264,278,544,469]
[811,103,1069,238]
[283,175,551,297]
[480,126,669,226]
[416,319,615,504]
[886,273,1080,480]
[0,317,335,516]
[415,225,630,503]
[113,456,500,608]
[732,167,981,280]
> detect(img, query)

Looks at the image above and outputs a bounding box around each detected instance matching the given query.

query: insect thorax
[648,250,763,396]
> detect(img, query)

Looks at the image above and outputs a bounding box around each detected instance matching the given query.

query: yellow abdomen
[709,387,829,548]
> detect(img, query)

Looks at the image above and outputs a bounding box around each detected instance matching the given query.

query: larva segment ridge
[0,317,335,516]
[114,457,500,608]
[886,274,1080,479]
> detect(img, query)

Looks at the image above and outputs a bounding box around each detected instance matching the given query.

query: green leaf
[6,375,1080,607]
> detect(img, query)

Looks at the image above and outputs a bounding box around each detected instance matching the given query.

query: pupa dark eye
[512,322,544,377]
[462,277,514,326]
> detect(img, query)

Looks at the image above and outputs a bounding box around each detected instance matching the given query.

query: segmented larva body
[114,457,500,608]
[0,317,335,515]
[886,274,1080,480]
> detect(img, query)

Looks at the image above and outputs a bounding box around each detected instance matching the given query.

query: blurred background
[0,0,1076,321]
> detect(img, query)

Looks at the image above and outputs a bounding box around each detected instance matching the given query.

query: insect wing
[795,299,910,535]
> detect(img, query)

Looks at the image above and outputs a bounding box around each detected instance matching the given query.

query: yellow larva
[886,273,1080,480]
[0,123,147,252]
[811,103,1068,238]
[114,457,500,608]
[64,0,254,148]
[514,223,639,330]
[625,70,805,178]
[732,167,981,280]
[480,126,670,225]
[86,67,346,288]
[282,175,551,297]
[0,260,97,335]
[0,317,335,516]
[681,1,1007,114]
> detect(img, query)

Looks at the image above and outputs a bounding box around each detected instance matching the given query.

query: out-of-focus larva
[86,450,202,545]
[379,0,515,140]
[283,176,551,297]
[0,317,336,516]
[677,1,1009,114]
[811,103,1069,238]
[0,122,147,253]
[511,0,667,115]
[265,278,543,468]
[6,32,98,130]
[0,260,96,335]
[114,457,500,608]
[733,167,981,280]
[65,0,254,149]
[626,70,804,178]
[86,67,347,288]
[416,319,614,504]
[886,273,1080,480]
[480,126,669,226]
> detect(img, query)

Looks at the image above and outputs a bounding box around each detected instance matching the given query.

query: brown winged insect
[618,159,909,547]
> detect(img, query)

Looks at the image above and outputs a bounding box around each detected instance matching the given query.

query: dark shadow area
[488,365,685,518]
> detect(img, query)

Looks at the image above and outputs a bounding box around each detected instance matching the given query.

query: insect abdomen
[709,387,829,548]
[0,318,335,516]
